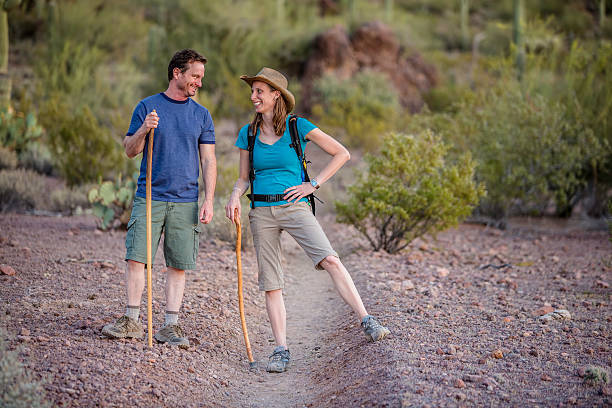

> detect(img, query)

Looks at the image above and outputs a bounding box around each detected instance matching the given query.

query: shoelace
[364,317,383,331]
[165,325,184,339]
[270,350,289,361]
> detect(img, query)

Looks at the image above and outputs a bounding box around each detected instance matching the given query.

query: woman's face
[250,81,279,114]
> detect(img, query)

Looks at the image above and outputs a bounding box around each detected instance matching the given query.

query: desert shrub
[458,86,589,218]
[40,98,128,187]
[0,331,51,408]
[17,142,54,175]
[49,186,89,214]
[336,130,485,253]
[0,146,17,170]
[410,81,595,219]
[88,173,136,230]
[311,70,401,151]
[538,41,612,216]
[0,109,43,155]
[0,169,47,212]
[583,366,610,386]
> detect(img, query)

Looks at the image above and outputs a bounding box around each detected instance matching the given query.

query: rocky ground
[0,213,610,407]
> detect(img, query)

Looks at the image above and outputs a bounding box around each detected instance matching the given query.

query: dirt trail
[231,236,350,408]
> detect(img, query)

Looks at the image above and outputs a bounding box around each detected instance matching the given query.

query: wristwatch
[310,179,320,189]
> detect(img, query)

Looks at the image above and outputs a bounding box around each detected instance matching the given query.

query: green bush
[40,98,129,187]
[17,142,54,175]
[0,169,47,212]
[336,130,485,253]
[312,70,401,151]
[583,366,610,386]
[88,173,136,230]
[50,186,89,214]
[410,81,595,219]
[0,109,43,155]
[0,146,17,170]
[0,331,51,408]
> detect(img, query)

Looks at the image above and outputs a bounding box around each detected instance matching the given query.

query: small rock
[522,331,532,337]
[454,392,466,401]
[20,328,30,336]
[567,396,577,405]
[463,374,482,383]
[502,316,515,323]
[402,280,415,290]
[541,374,552,381]
[436,267,449,278]
[0,265,16,276]
[595,280,609,289]
[492,349,503,359]
[533,306,554,316]
[539,309,571,322]
[454,379,466,388]
[602,385,612,396]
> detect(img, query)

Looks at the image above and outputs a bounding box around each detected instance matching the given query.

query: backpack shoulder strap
[247,124,256,208]
[288,115,316,215]
[288,115,303,160]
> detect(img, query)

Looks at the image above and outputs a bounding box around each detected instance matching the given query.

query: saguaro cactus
[460,0,470,51]
[0,0,21,110]
[385,0,393,22]
[513,0,525,80]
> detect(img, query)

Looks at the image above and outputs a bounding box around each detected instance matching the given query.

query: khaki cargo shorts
[249,201,338,291]
[125,196,201,270]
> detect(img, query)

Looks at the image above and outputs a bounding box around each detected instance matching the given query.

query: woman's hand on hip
[284,182,316,204]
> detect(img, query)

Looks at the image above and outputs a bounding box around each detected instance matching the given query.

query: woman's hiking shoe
[266,346,291,373]
[361,315,390,342]
[101,316,144,339]
[154,324,190,349]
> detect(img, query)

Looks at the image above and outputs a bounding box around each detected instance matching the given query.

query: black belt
[247,194,286,203]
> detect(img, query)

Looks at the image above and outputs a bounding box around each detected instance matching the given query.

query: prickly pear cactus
[88,173,136,230]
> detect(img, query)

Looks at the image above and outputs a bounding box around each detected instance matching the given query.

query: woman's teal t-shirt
[235,116,317,206]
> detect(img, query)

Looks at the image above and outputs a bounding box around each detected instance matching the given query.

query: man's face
[175,61,205,97]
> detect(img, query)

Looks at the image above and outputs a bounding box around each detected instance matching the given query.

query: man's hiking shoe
[361,315,390,342]
[266,347,291,373]
[154,324,190,349]
[101,316,144,339]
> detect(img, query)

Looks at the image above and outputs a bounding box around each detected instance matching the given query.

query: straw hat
[240,67,295,112]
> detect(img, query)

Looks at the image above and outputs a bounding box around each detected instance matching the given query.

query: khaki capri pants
[248,201,339,291]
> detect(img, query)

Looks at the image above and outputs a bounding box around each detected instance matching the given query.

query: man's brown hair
[167,49,207,82]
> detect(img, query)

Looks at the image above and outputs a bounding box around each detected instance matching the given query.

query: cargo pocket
[125,218,137,252]
[193,224,202,263]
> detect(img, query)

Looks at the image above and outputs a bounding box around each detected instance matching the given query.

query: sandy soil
[0,213,610,407]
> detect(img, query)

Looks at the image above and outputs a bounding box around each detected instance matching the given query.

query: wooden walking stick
[234,208,255,368]
[145,110,156,348]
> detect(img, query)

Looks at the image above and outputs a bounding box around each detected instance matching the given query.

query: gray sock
[164,311,179,327]
[126,305,140,321]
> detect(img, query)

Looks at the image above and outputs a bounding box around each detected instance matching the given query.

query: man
[102,49,216,348]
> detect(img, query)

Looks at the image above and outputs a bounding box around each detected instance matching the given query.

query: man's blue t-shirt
[127,93,215,202]
[235,116,317,206]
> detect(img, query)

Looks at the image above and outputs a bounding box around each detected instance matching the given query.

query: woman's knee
[319,255,342,270]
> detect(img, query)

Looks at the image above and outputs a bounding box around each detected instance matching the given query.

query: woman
[225,67,389,373]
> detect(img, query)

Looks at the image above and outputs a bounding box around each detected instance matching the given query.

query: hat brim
[240,75,295,113]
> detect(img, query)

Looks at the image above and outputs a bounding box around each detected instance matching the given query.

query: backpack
[247,114,317,215]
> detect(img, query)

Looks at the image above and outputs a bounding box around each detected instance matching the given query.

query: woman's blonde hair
[250,85,288,136]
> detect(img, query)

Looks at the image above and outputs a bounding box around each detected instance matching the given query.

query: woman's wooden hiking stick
[145,111,156,348]
[234,208,255,368]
